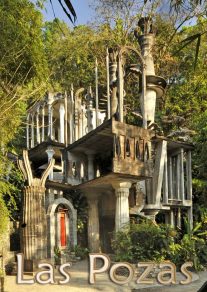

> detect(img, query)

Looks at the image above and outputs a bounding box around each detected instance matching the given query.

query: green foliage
[193,111,207,179]
[54,246,61,259]
[0,0,48,238]
[112,220,207,271]
[0,0,48,85]
[111,229,133,262]
[72,245,89,259]
[0,195,9,240]
[169,219,207,270]
[112,221,177,263]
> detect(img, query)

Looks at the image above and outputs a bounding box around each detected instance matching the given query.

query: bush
[73,245,89,259]
[169,219,207,270]
[111,220,207,271]
[112,221,176,263]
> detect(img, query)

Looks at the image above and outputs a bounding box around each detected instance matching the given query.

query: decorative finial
[138,17,153,35]
[86,86,94,108]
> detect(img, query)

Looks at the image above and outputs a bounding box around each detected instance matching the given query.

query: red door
[60,212,66,247]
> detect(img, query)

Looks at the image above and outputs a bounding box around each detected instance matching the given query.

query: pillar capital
[112,181,132,190]
[46,147,55,160]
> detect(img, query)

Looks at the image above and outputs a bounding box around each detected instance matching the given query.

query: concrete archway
[47,197,77,259]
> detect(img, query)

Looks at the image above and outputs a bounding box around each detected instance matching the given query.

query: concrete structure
[18,17,193,264]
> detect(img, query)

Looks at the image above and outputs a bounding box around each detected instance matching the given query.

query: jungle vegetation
[0,0,207,265]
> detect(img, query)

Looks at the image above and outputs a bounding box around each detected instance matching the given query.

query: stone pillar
[112,182,131,231]
[36,108,40,144]
[168,156,173,199]
[22,185,47,260]
[118,54,124,122]
[186,151,192,201]
[31,114,34,148]
[177,208,181,228]
[170,209,175,227]
[153,140,167,205]
[87,195,100,252]
[86,106,94,132]
[180,148,185,202]
[46,147,55,180]
[18,150,55,263]
[41,106,45,142]
[109,49,118,117]
[176,154,181,200]
[137,18,156,127]
[106,48,110,119]
[48,104,53,139]
[163,153,168,204]
[69,84,74,144]
[59,103,65,143]
[186,151,193,228]
[87,153,95,180]
[26,114,30,149]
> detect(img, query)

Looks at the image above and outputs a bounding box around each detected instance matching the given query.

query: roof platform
[152,135,194,153]
[28,140,65,170]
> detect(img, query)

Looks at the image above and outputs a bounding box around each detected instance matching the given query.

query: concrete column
[36,108,40,144]
[170,209,175,227]
[118,55,124,122]
[153,140,167,205]
[87,108,94,132]
[26,114,30,149]
[176,154,181,200]
[22,186,47,260]
[106,48,110,119]
[18,150,54,263]
[64,93,68,147]
[69,84,74,144]
[163,153,168,204]
[109,49,118,117]
[168,156,173,199]
[112,182,131,231]
[186,151,193,229]
[46,147,55,180]
[186,151,192,201]
[31,114,34,148]
[177,208,181,228]
[41,106,45,142]
[137,18,156,127]
[87,195,100,252]
[48,104,53,139]
[95,58,99,127]
[180,148,185,202]
[59,103,65,143]
[87,154,95,180]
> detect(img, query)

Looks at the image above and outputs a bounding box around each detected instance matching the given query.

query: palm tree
[50,0,77,23]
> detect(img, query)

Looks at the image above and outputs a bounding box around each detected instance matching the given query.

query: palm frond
[173,33,202,70]
[56,0,76,24]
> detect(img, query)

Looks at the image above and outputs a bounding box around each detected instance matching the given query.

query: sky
[40,1,197,28]
[42,0,94,26]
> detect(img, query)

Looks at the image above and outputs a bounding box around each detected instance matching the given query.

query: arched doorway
[56,204,68,248]
[47,197,77,259]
